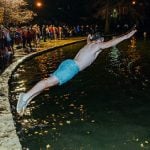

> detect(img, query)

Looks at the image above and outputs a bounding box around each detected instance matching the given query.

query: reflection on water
[108,37,149,88]
[9,40,150,149]
[34,48,65,79]
[108,46,121,76]
[127,37,140,74]
[108,37,140,75]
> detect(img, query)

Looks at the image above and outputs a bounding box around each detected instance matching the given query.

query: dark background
[27,0,150,33]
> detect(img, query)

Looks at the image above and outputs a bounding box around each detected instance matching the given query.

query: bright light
[113,9,117,13]
[36,2,42,8]
[132,1,136,5]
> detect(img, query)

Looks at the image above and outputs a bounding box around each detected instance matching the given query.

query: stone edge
[0,39,85,150]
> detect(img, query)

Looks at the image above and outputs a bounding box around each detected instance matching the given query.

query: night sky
[29,0,90,24]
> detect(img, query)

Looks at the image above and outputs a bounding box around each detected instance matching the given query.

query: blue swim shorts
[51,59,80,85]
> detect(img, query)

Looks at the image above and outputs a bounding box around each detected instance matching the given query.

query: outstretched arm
[99,29,137,49]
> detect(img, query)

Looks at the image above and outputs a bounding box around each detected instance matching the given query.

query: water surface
[10,38,150,150]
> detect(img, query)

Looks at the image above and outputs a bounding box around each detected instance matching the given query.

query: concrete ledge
[0,60,22,150]
[0,39,85,149]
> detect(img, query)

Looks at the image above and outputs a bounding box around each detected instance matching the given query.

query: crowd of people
[0,24,99,74]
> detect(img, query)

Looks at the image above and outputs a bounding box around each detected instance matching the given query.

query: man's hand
[125,29,137,40]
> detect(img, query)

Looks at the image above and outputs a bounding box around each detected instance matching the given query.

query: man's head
[92,32,104,42]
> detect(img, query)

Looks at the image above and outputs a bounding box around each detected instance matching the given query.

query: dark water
[9,38,150,150]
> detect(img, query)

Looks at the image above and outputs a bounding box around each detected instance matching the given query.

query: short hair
[92,32,103,41]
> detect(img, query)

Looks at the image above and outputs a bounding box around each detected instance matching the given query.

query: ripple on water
[9,40,150,149]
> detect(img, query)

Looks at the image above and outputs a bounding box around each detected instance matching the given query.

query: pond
[9,38,150,150]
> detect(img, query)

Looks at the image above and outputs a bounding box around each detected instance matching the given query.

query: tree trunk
[105,6,109,33]
[104,1,110,33]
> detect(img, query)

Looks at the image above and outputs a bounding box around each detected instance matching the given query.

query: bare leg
[17,75,59,115]
[23,76,59,102]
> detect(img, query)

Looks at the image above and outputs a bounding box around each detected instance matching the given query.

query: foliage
[0,0,36,24]
[86,0,147,33]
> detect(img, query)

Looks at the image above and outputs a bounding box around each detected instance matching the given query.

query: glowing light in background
[36,1,42,8]
[132,0,136,5]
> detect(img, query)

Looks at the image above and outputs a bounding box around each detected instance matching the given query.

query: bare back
[74,43,102,71]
